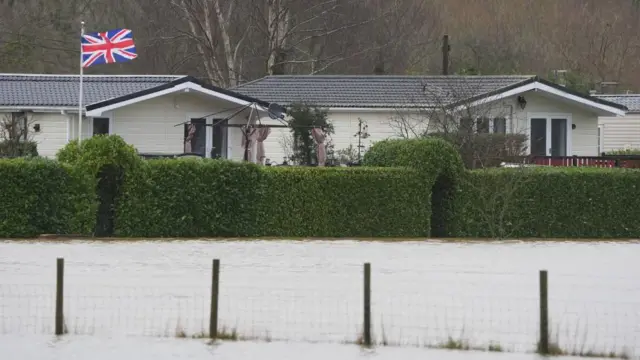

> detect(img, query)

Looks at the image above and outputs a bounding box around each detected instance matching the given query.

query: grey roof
[233,75,536,108]
[594,94,640,112]
[0,74,184,107]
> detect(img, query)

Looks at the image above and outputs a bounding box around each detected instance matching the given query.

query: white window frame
[597,124,604,155]
[526,112,573,156]
[89,111,113,136]
[460,117,508,134]
[185,113,229,159]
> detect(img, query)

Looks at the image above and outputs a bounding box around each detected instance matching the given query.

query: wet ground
[1,239,638,359]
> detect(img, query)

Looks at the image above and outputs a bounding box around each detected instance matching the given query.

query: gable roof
[449,77,627,116]
[233,75,534,108]
[593,94,640,113]
[0,73,182,108]
[233,74,627,116]
[85,76,271,116]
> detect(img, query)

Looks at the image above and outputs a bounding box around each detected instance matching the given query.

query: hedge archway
[362,138,464,237]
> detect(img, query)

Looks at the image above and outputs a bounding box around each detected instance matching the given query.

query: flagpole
[78,20,85,145]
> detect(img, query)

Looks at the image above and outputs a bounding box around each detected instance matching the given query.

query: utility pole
[442,34,450,75]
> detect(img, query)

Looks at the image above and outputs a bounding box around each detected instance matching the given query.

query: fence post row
[50,257,551,353]
[363,262,372,346]
[539,270,549,354]
[55,257,64,336]
[210,259,220,339]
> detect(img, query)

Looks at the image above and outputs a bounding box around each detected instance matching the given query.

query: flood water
[0,239,638,359]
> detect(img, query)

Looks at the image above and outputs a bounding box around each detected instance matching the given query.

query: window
[493,117,507,134]
[476,117,490,133]
[460,117,507,134]
[92,117,110,135]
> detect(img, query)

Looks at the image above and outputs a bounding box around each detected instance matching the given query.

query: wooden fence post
[539,270,549,354]
[209,259,220,339]
[363,262,371,346]
[55,257,64,335]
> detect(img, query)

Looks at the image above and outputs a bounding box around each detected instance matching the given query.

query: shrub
[362,138,464,237]
[57,135,142,236]
[257,166,429,237]
[452,167,640,238]
[57,135,140,176]
[0,158,96,237]
[605,148,640,155]
[115,159,264,237]
[428,132,527,168]
[0,140,38,157]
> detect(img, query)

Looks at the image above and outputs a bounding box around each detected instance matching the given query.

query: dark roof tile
[0,74,184,107]
[233,75,535,108]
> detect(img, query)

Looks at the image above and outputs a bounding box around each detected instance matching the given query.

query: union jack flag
[81,28,137,68]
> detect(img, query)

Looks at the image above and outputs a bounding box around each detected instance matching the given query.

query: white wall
[259,91,604,163]
[598,114,640,152]
[260,110,425,164]
[509,92,598,156]
[0,112,70,158]
[109,93,243,156]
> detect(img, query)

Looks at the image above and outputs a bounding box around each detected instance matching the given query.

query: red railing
[528,156,640,168]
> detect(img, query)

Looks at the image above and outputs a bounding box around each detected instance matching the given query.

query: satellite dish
[267,103,286,119]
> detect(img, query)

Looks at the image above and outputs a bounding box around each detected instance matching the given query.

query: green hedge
[452,167,640,238]
[114,159,428,237]
[362,138,464,236]
[0,158,96,237]
[58,135,142,236]
[115,159,264,237]
[257,166,429,237]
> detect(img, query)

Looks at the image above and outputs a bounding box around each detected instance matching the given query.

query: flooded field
[0,334,618,360]
[0,239,638,359]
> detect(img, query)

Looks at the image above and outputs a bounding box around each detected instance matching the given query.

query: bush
[57,135,140,176]
[428,132,527,168]
[0,158,96,237]
[257,166,429,237]
[58,135,142,236]
[362,138,464,236]
[0,140,38,157]
[452,167,640,238]
[604,148,640,155]
[115,159,264,237]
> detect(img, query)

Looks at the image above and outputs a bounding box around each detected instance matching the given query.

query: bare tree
[168,0,252,87]
[0,112,37,157]
[251,0,389,75]
[388,77,528,168]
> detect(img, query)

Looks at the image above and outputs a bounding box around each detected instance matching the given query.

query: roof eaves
[445,76,537,109]
[535,78,628,111]
[86,75,272,111]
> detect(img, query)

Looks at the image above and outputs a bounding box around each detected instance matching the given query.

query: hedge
[257,166,429,237]
[362,138,464,237]
[114,159,429,237]
[115,159,264,237]
[452,167,640,238]
[57,135,141,236]
[0,158,96,238]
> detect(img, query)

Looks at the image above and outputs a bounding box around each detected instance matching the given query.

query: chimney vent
[600,81,619,94]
